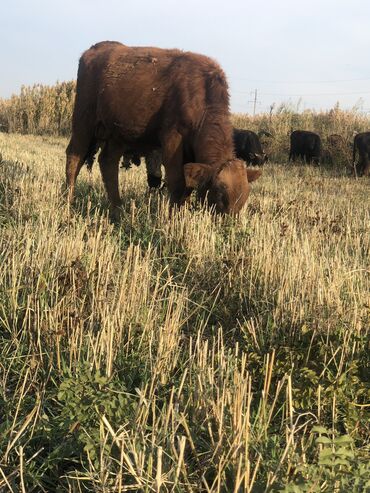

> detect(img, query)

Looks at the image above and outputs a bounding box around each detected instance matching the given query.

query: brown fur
[66,41,260,215]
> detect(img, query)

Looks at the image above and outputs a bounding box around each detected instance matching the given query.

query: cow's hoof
[109,206,122,223]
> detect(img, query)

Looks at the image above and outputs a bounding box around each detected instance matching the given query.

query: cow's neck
[193,109,234,166]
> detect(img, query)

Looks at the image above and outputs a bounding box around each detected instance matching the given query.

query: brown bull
[66,41,261,215]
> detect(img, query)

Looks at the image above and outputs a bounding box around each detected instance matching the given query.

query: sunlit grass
[0,133,369,492]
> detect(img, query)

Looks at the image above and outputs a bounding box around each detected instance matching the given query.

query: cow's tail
[69,52,99,171]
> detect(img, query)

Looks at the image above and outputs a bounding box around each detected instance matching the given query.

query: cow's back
[291,130,320,150]
[75,41,226,144]
[355,132,370,151]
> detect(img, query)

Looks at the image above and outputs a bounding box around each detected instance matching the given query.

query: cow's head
[249,152,268,165]
[184,159,261,214]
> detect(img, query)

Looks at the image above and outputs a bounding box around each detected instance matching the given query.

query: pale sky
[1,0,370,114]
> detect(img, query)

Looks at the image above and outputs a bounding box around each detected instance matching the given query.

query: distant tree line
[0,81,75,136]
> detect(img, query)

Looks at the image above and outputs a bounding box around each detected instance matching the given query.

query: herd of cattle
[66,41,369,216]
[287,129,370,175]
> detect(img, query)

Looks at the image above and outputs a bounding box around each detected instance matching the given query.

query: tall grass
[0,133,368,492]
[0,82,75,136]
[1,81,370,164]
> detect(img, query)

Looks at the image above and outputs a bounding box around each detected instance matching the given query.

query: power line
[248,89,260,115]
[231,86,370,113]
[232,89,370,97]
[228,76,370,84]
[261,90,370,97]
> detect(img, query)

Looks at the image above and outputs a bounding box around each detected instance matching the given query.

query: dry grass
[0,82,75,136]
[0,132,369,492]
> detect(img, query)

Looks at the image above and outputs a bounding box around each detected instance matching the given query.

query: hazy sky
[1,0,370,114]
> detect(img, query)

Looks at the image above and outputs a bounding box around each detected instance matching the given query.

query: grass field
[0,132,369,492]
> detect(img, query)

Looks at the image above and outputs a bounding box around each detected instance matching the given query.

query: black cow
[289,130,321,165]
[233,128,268,166]
[353,132,370,177]
[121,149,163,188]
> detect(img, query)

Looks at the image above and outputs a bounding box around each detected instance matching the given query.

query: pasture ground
[0,133,369,492]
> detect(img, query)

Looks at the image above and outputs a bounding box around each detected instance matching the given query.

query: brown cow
[66,41,261,215]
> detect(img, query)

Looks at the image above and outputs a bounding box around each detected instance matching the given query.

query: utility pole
[248,89,259,116]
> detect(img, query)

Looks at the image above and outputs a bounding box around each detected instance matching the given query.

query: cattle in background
[353,132,370,176]
[86,143,163,189]
[66,41,261,216]
[289,130,322,165]
[121,149,163,189]
[233,128,268,165]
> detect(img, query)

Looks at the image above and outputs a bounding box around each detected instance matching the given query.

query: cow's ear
[184,163,214,188]
[246,168,262,182]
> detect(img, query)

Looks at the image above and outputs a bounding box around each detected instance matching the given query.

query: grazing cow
[353,132,370,176]
[233,128,268,165]
[66,41,261,215]
[289,130,322,164]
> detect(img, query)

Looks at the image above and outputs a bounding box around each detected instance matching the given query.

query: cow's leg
[99,140,123,218]
[357,151,370,177]
[353,147,361,176]
[145,149,162,189]
[65,114,98,205]
[161,130,187,205]
[65,139,89,204]
[364,155,370,176]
